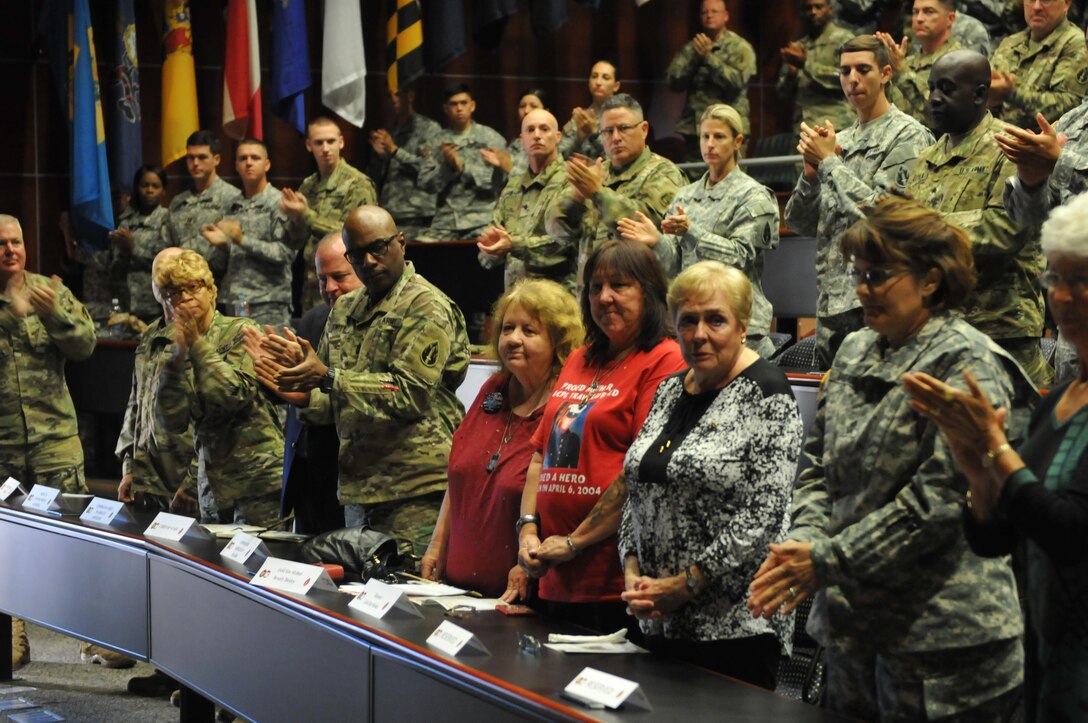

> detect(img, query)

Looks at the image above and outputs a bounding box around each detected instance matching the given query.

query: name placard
[21,485,61,512]
[144,512,211,543]
[250,557,338,595]
[80,498,132,526]
[563,667,652,711]
[221,531,268,566]
[426,620,490,657]
[0,477,28,501]
[348,578,424,620]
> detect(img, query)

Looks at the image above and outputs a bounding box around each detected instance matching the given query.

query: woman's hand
[617,211,662,247]
[500,566,529,603]
[660,205,690,236]
[532,534,578,564]
[517,533,550,578]
[620,574,691,620]
[746,540,818,619]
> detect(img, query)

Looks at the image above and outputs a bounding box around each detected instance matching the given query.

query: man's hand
[243,326,310,406]
[517,533,550,578]
[200,223,230,248]
[369,128,397,157]
[692,32,714,58]
[988,70,1015,107]
[566,153,605,201]
[118,474,135,503]
[500,566,529,603]
[994,113,1066,189]
[571,107,597,143]
[110,227,135,252]
[257,325,306,367]
[440,143,464,173]
[798,120,838,174]
[477,226,513,258]
[480,147,513,173]
[170,488,198,516]
[780,41,806,70]
[25,275,61,318]
[216,219,244,245]
[275,335,329,393]
[874,32,908,72]
[279,187,309,223]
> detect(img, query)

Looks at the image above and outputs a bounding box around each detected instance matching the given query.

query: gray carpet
[3,623,178,723]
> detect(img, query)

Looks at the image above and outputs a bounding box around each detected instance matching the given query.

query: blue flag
[70,0,115,251]
[270,0,310,134]
[422,0,466,71]
[109,0,141,194]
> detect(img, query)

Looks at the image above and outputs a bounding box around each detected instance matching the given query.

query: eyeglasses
[846,267,911,288]
[1040,270,1088,295]
[599,123,640,138]
[161,280,206,302]
[344,233,401,266]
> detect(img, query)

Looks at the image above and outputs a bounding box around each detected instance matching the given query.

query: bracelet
[982,443,1013,469]
[566,534,580,556]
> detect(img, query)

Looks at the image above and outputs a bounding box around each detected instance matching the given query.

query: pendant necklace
[486,412,516,473]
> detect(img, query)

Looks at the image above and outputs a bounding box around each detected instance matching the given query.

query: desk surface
[0,502,842,722]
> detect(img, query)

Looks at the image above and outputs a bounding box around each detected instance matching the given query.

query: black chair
[743,132,802,192]
[768,332,793,359]
[1041,336,1058,365]
[774,336,824,372]
[774,596,826,706]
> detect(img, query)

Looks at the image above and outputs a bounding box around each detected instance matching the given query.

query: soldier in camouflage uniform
[548,94,687,290]
[418,85,508,242]
[988,0,1088,131]
[778,0,855,131]
[558,60,620,162]
[282,117,377,313]
[367,86,442,239]
[665,0,756,161]
[161,130,242,288]
[201,139,292,329]
[114,165,170,322]
[154,250,283,526]
[880,0,963,127]
[479,109,578,294]
[0,214,95,492]
[907,50,1050,384]
[258,206,469,557]
[748,197,1031,720]
[784,35,934,368]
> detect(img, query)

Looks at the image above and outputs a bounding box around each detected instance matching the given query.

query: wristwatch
[319,368,336,394]
[515,514,540,534]
[685,565,699,596]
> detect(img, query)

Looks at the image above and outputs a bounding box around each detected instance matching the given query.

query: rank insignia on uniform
[420,341,440,367]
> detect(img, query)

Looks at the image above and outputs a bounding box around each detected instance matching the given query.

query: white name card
[250,557,338,595]
[563,667,652,711]
[426,620,490,657]
[0,477,28,501]
[21,485,61,512]
[348,578,424,620]
[221,531,268,566]
[144,512,211,543]
[80,498,132,526]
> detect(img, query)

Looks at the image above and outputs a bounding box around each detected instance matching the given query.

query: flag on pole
[69,0,115,250]
[162,0,198,166]
[421,1,465,72]
[223,0,262,140]
[270,0,310,133]
[321,0,366,128]
[386,0,423,95]
[529,0,567,39]
[109,0,141,193]
[474,0,517,51]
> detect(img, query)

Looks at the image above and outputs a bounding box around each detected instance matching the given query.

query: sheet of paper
[412,596,503,611]
[387,581,466,597]
[201,523,265,539]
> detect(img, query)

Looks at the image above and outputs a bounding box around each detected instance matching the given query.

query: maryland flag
[162,0,198,166]
[386,0,423,94]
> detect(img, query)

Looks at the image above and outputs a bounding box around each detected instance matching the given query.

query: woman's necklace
[484,379,552,473]
[579,347,635,406]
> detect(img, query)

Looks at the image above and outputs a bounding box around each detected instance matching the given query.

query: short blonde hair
[489,278,584,379]
[699,103,744,138]
[667,260,752,326]
[153,249,217,301]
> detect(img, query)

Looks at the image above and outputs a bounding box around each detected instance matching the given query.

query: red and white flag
[223,0,262,139]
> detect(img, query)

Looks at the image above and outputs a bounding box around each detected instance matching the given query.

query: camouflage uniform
[367,112,442,238]
[418,121,508,241]
[654,168,779,358]
[791,315,1031,720]
[221,184,293,329]
[559,120,605,162]
[65,244,116,323]
[300,261,469,554]
[1003,97,1088,228]
[784,105,934,367]
[906,112,1050,385]
[666,29,756,144]
[506,135,529,179]
[286,160,378,312]
[548,147,687,288]
[162,177,242,287]
[115,205,169,321]
[115,317,197,500]
[776,21,856,131]
[156,311,283,525]
[833,0,895,34]
[990,18,1088,131]
[891,38,962,127]
[479,155,578,294]
[0,273,95,492]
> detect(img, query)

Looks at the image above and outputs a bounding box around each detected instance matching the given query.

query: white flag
[321,0,366,127]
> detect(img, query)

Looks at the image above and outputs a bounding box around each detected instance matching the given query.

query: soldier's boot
[11,617,29,671]
[81,642,136,669]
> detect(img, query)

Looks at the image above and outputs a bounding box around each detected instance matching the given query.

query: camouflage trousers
[214,489,282,528]
[415,222,490,243]
[343,490,444,563]
[0,435,87,493]
[996,336,1054,388]
[816,308,865,370]
[825,635,1023,721]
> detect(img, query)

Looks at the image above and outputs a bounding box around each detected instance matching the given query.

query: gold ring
[942,390,955,403]
[788,586,797,597]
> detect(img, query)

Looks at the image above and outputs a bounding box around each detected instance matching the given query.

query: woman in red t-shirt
[420,279,583,599]
[518,240,685,633]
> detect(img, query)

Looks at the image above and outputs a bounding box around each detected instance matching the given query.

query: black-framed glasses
[344,233,401,266]
[599,123,639,138]
[161,280,206,302]
[1040,270,1088,295]
[846,267,911,288]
